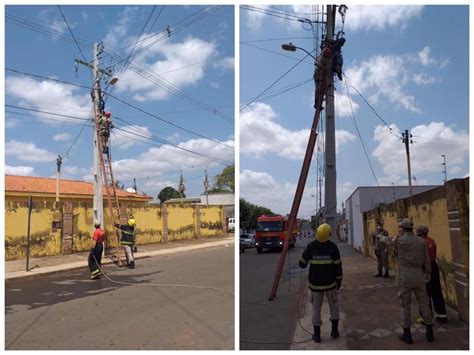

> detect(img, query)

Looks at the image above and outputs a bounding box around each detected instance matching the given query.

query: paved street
[6,244,234,350]
[292,242,469,350]
[239,236,312,350]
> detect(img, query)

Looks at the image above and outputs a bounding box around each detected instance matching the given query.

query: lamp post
[281,43,317,61]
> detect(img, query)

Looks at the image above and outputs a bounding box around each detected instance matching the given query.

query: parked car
[240,239,245,253]
[228,217,235,232]
[240,233,256,248]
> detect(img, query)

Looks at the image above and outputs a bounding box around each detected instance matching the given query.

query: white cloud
[5,165,35,176]
[372,122,469,182]
[116,36,217,101]
[344,6,424,32]
[103,7,139,49]
[213,57,234,70]
[53,133,72,142]
[335,92,360,117]
[109,137,234,195]
[240,102,355,159]
[210,82,220,89]
[346,55,420,113]
[413,73,438,85]
[5,140,57,162]
[111,125,152,149]
[418,46,450,68]
[244,5,269,30]
[49,19,68,34]
[6,76,91,124]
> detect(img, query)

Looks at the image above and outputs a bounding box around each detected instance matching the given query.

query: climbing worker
[372,221,390,278]
[114,218,136,269]
[331,37,346,81]
[313,46,332,110]
[88,221,105,280]
[416,225,448,324]
[98,111,114,154]
[299,223,343,343]
[387,218,434,344]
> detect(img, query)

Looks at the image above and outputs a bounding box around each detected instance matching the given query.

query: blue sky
[239,5,469,218]
[5,5,234,199]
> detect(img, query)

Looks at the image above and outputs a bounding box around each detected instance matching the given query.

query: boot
[312,326,321,343]
[399,327,413,344]
[426,324,434,343]
[330,320,340,339]
[383,270,390,278]
[375,270,383,277]
[128,261,135,269]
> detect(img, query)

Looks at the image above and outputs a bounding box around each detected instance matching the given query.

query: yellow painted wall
[5,197,61,260]
[5,197,226,260]
[167,204,196,240]
[363,187,457,307]
[200,206,225,237]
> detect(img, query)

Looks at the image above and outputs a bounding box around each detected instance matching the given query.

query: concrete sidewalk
[6,236,234,281]
[292,241,469,350]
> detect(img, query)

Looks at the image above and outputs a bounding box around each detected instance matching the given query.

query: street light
[281,42,317,61]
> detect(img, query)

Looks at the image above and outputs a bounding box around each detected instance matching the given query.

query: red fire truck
[255,214,296,253]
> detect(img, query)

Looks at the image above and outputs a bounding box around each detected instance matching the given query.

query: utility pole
[441,154,447,183]
[204,169,209,206]
[402,129,413,198]
[76,42,112,228]
[324,5,337,241]
[55,155,62,203]
[133,177,138,192]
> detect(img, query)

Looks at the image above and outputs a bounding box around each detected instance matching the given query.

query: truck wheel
[256,247,263,254]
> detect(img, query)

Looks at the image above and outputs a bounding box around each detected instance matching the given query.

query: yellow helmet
[316,223,331,243]
[128,218,136,227]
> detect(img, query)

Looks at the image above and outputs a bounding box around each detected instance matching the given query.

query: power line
[343,79,380,186]
[240,42,314,65]
[241,36,313,44]
[240,5,302,22]
[6,68,234,150]
[57,5,91,77]
[240,50,314,112]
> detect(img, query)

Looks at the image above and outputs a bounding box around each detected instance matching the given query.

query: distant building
[345,185,439,253]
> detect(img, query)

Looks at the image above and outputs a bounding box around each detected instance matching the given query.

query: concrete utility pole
[133,177,138,192]
[204,169,209,206]
[324,5,337,241]
[76,43,109,227]
[402,129,413,198]
[56,155,62,203]
[441,154,447,182]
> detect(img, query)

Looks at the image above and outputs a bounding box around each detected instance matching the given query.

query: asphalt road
[239,235,312,350]
[6,244,234,350]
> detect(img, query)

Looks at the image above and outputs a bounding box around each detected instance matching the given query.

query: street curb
[5,238,234,281]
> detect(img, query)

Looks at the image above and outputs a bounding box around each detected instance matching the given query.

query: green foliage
[114,180,125,189]
[158,186,185,203]
[240,198,274,231]
[209,164,234,194]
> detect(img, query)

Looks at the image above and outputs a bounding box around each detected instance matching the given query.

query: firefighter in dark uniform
[373,221,390,278]
[416,224,448,324]
[114,218,136,269]
[88,221,105,279]
[299,223,343,343]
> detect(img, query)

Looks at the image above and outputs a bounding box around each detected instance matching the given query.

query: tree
[209,164,234,194]
[158,186,184,203]
[114,180,125,189]
[240,198,274,231]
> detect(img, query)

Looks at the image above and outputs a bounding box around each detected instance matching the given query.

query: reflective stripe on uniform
[310,259,335,265]
[91,269,100,275]
[334,259,342,264]
[336,275,342,280]
[121,241,134,245]
[308,281,337,291]
[300,257,308,265]
[122,231,134,235]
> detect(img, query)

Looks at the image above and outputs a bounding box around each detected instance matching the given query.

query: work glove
[336,280,342,290]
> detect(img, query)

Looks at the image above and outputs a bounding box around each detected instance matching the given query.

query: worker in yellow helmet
[114,218,136,269]
[299,223,343,343]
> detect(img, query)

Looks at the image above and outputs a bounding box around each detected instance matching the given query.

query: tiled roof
[5,175,152,201]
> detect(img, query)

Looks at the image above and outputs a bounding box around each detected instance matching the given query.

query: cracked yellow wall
[5,197,61,260]
[200,206,225,237]
[364,187,457,307]
[6,197,227,260]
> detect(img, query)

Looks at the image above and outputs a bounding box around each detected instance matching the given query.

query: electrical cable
[240,42,314,65]
[343,79,380,186]
[5,68,234,151]
[240,50,315,113]
[91,254,233,297]
[241,36,314,44]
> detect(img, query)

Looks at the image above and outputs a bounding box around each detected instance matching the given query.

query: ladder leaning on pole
[94,114,125,266]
